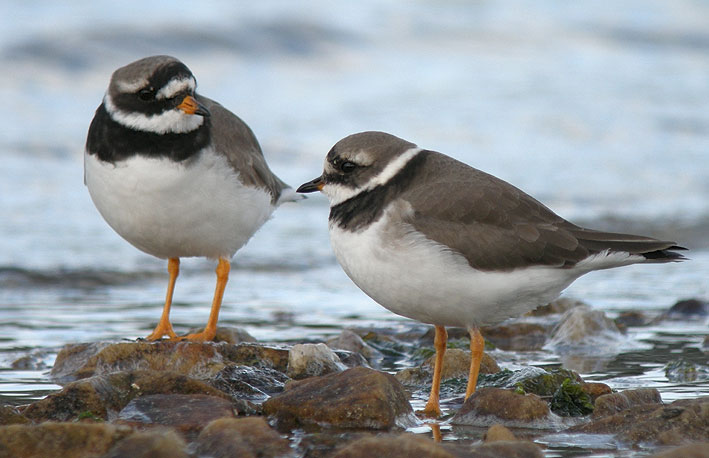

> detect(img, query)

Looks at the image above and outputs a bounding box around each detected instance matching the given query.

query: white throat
[322,147,422,206]
[104,93,204,134]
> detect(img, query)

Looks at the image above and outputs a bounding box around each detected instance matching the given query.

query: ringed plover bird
[85,55,298,342]
[297,131,686,417]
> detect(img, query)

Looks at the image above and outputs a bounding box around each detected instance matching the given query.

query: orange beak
[177,95,210,117]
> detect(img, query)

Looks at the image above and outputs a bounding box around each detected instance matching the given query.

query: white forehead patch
[156,77,197,100]
[104,93,204,134]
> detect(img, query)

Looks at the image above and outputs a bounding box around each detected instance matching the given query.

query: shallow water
[1,1,708,456]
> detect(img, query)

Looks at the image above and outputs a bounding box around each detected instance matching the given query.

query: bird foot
[144,323,178,341]
[177,328,217,342]
[417,404,442,419]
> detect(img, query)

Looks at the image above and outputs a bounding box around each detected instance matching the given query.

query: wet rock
[663,298,709,319]
[510,368,582,397]
[484,423,517,442]
[51,341,226,382]
[117,393,236,431]
[220,343,290,373]
[451,387,553,427]
[592,388,662,419]
[263,367,417,430]
[650,442,709,458]
[51,341,290,383]
[545,305,625,353]
[209,364,290,403]
[481,322,549,351]
[421,348,500,380]
[665,358,709,382]
[194,417,291,458]
[333,349,370,369]
[572,396,709,445]
[581,382,612,403]
[704,335,709,349]
[615,311,651,328]
[199,326,258,344]
[468,441,544,458]
[103,429,188,458]
[0,404,30,425]
[527,298,585,316]
[485,366,596,415]
[327,329,382,362]
[333,434,455,458]
[0,422,132,458]
[287,343,347,379]
[11,352,48,370]
[22,370,230,422]
[394,367,430,386]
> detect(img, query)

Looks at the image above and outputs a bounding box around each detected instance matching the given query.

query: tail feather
[570,228,688,263]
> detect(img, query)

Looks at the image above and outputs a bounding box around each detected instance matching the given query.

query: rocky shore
[1,298,708,457]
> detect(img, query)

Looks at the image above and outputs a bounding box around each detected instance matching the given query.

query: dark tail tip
[642,245,689,262]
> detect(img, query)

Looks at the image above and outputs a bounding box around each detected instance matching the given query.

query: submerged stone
[484,423,517,442]
[663,298,709,319]
[545,306,625,353]
[649,442,709,458]
[665,358,708,382]
[0,422,132,458]
[332,434,455,458]
[481,322,550,351]
[469,441,544,458]
[103,429,188,458]
[194,417,291,458]
[263,366,417,430]
[527,298,585,316]
[572,396,709,445]
[117,393,236,431]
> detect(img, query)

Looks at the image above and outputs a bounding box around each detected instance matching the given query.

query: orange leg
[145,257,179,341]
[182,257,230,342]
[465,328,485,399]
[421,325,447,418]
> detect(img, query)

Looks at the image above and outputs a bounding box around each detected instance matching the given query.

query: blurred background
[1,0,707,404]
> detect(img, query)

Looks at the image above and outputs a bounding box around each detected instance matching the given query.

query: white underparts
[104,93,204,134]
[84,147,275,259]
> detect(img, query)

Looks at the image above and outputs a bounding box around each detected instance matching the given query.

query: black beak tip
[297,177,323,193]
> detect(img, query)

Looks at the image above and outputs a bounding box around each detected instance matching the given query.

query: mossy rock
[550,378,594,417]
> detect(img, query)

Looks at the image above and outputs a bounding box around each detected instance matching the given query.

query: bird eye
[138,87,155,101]
[340,161,357,173]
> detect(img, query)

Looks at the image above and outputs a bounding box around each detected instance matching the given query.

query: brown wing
[401,151,683,271]
[198,95,289,203]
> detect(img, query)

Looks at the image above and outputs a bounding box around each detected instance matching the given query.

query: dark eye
[138,87,155,101]
[340,161,357,173]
